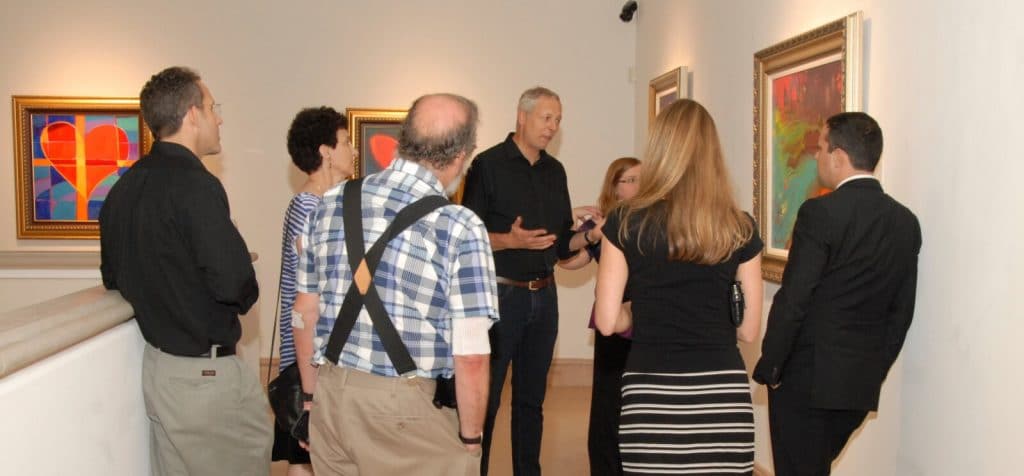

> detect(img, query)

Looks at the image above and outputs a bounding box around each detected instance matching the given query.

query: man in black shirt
[462,87,597,476]
[100,66,271,476]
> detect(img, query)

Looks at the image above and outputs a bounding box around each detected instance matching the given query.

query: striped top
[278,192,321,370]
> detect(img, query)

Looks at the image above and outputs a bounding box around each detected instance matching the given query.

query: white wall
[0,321,149,475]
[0,0,637,362]
[635,0,1023,474]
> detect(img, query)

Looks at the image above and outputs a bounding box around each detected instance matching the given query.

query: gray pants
[142,344,272,476]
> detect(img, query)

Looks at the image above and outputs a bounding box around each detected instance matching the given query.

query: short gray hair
[517,86,560,113]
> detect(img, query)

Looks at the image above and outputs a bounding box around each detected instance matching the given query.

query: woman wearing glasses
[559,157,641,475]
[273,106,355,476]
[595,100,763,475]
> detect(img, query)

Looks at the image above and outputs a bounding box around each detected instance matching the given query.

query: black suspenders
[322,178,449,375]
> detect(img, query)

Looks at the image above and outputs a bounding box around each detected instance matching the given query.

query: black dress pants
[767,385,868,476]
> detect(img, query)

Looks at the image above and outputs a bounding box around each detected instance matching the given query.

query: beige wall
[634,0,1023,474]
[0,0,636,362]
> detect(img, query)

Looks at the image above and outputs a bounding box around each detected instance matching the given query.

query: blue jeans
[481,283,559,476]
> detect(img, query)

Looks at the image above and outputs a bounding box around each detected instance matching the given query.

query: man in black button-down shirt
[100,66,271,476]
[463,87,597,476]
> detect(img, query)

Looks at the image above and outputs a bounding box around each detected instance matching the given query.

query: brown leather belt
[495,275,554,291]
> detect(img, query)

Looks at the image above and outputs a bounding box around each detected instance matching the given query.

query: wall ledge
[0,251,101,278]
[0,285,133,378]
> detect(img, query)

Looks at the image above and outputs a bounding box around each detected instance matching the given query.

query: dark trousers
[587,331,631,476]
[481,283,559,476]
[768,384,868,476]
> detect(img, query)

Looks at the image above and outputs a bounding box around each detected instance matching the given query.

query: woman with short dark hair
[273,106,354,476]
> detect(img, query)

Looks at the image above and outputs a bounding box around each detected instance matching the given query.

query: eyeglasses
[617,177,639,184]
[211,103,223,117]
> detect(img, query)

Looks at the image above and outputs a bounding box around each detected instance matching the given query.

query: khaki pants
[310,364,481,475]
[142,344,272,476]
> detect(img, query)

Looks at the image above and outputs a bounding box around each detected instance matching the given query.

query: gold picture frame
[753,12,862,282]
[648,66,688,126]
[346,108,407,178]
[12,96,152,240]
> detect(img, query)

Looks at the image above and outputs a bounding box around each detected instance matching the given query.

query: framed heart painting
[346,108,407,178]
[11,96,152,239]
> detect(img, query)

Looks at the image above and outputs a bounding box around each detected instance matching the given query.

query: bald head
[398,93,479,170]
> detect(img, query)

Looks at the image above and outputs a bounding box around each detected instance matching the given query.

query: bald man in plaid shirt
[292,93,499,476]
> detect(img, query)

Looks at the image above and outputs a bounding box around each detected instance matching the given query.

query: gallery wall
[634,0,1023,474]
[0,0,637,362]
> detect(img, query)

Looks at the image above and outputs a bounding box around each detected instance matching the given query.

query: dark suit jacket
[753,177,921,411]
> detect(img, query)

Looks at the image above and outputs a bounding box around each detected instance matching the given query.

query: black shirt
[99,141,258,356]
[602,208,762,357]
[462,133,576,280]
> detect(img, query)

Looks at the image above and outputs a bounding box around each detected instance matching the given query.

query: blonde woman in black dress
[595,99,763,475]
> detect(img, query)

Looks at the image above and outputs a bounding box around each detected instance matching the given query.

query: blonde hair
[619,99,752,264]
[597,157,641,214]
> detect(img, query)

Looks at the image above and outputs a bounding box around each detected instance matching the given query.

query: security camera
[619,0,638,22]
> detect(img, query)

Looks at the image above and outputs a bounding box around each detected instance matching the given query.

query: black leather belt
[496,275,554,291]
[163,345,235,358]
[198,345,235,358]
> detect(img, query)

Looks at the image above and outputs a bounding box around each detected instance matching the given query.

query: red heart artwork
[39,120,129,220]
[369,134,398,170]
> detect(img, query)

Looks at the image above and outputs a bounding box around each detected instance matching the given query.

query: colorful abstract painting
[30,113,142,221]
[753,13,862,281]
[768,58,843,250]
[13,96,150,239]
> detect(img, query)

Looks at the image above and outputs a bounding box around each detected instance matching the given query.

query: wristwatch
[458,431,483,445]
[302,391,314,402]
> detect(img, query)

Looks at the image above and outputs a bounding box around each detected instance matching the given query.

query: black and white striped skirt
[618,368,754,475]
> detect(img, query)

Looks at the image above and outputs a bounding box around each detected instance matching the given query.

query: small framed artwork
[753,12,863,281]
[11,96,152,240]
[346,108,407,178]
[648,66,689,126]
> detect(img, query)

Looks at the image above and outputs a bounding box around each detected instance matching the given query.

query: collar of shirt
[135,141,206,171]
[501,132,553,165]
[381,157,448,197]
[836,174,878,189]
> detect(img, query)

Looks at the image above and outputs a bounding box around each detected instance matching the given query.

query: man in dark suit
[753,112,921,475]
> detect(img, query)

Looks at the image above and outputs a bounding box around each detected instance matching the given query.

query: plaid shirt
[297,158,499,378]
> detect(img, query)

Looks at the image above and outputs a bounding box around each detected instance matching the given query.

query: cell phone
[730,281,745,327]
[291,410,310,442]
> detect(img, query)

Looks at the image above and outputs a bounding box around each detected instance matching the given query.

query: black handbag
[264,241,306,437]
[267,362,304,433]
